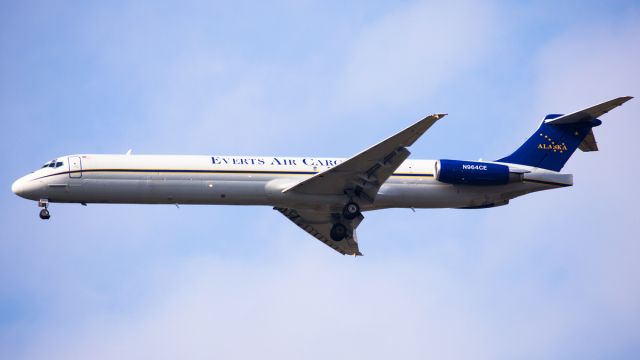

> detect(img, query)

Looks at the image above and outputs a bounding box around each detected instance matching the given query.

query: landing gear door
[68,156,82,178]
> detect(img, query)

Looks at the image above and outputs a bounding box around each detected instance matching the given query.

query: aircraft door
[68,156,82,178]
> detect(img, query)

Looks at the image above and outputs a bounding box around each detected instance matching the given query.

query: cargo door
[68,156,82,178]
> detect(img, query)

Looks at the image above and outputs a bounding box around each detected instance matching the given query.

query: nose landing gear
[38,199,50,220]
[39,209,50,220]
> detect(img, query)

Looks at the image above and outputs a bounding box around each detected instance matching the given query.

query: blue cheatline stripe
[33,168,435,180]
[523,179,571,187]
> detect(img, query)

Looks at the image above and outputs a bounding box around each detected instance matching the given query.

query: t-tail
[497,96,633,171]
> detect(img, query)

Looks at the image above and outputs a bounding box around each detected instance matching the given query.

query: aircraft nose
[11,176,36,199]
[11,178,23,195]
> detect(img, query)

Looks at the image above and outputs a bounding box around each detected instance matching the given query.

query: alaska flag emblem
[537,133,568,153]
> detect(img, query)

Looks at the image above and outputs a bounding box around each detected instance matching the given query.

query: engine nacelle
[436,159,517,186]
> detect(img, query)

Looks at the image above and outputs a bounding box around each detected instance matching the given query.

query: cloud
[531,12,640,321]
[475,12,640,357]
[8,251,566,360]
[338,0,500,110]
[3,2,640,360]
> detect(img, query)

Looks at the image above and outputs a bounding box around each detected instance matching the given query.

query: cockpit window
[41,160,59,169]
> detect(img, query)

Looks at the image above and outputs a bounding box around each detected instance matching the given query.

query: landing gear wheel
[342,202,360,220]
[39,209,50,220]
[330,223,348,242]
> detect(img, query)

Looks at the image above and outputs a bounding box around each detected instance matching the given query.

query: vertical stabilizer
[497,96,632,171]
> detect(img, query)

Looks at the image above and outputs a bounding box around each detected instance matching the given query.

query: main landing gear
[330,201,362,242]
[38,199,50,220]
[342,201,360,220]
[330,223,348,241]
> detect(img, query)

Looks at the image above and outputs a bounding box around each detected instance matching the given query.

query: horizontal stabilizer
[545,96,632,125]
[578,129,598,152]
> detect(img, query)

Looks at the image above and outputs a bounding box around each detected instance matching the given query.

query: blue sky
[2,0,640,359]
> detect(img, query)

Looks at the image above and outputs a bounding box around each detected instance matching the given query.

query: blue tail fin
[497,97,632,171]
[497,117,597,171]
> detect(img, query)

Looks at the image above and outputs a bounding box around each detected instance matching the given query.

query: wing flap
[275,207,363,256]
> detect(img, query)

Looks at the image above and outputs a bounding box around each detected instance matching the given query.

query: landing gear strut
[38,199,50,220]
[342,201,360,220]
[330,223,348,242]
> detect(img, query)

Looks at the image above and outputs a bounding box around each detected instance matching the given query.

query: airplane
[11,96,632,255]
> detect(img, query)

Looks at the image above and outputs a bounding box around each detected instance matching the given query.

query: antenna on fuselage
[126,149,132,155]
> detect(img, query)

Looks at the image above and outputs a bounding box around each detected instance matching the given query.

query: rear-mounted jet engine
[436,159,522,186]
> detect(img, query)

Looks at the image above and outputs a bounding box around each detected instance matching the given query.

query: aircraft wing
[283,114,446,202]
[275,207,363,256]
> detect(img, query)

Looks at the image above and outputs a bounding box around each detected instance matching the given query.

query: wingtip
[431,113,448,120]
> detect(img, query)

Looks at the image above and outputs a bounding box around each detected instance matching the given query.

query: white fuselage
[12,154,572,212]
